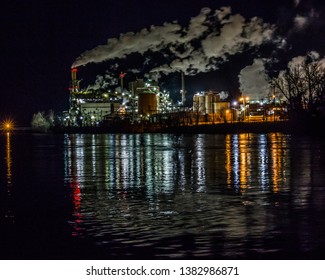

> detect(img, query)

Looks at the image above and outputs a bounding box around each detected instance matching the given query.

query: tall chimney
[71,68,78,93]
[181,71,186,106]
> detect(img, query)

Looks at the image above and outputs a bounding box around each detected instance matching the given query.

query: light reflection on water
[1,132,324,259]
[3,132,14,223]
[62,133,325,258]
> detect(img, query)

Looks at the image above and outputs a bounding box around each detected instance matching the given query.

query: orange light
[1,119,14,132]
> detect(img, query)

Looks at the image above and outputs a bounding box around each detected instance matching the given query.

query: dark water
[1,132,325,259]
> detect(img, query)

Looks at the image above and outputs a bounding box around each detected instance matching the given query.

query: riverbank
[50,119,324,135]
[164,120,324,134]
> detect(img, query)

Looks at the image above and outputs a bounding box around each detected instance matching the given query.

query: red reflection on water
[65,134,84,237]
[70,179,83,236]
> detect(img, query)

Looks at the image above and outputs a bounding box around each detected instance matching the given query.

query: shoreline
[49,119,325,135]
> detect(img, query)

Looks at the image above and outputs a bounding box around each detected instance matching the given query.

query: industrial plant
[56,67,287,133]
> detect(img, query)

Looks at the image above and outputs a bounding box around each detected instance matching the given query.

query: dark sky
[1,0,324,125]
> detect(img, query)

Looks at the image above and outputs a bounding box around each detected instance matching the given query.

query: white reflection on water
[62,133,325,258]
[258,134,268,190]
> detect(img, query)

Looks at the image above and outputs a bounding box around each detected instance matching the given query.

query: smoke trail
[72,7,277,76]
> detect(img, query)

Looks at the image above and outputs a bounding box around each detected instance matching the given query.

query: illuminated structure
[235,95,287,122]
[65,67,289,130]
[239,96,250,121]
[67,68,118,126]
[65,69,176,126]
[193,91,230,122]
[125,79,174,119]
[129,79,160,117]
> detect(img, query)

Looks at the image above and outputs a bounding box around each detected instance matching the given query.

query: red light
[119,72,126,78]
[72,68,77,72]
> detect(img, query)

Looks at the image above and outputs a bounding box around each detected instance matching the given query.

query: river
[1,132,325,259]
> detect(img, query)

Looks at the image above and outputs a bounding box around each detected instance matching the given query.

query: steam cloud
[238,59,271,100]
[238,51,325,101]
[72,7,277,76]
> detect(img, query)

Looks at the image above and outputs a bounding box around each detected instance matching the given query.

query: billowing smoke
[72,7,277,76]
[287,51,325,69]
[86,72,118,91]
[238,59,271,100]
[239,51,325,101]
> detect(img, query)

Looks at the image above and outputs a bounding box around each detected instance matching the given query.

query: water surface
[1,132,325,259]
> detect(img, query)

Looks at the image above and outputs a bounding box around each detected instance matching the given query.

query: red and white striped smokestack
[71,68,77,82]
[71,68,78,93]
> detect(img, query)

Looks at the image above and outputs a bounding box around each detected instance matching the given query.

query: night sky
[1,0,324,125]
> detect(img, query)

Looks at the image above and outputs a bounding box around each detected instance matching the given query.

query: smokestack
[181,71,186,106]
[119,72,126,92]
[71,68,78,93]
[71,68,77,81]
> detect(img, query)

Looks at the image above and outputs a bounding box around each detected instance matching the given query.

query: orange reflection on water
[269,133,288,193]
[225,133,289,193]
[225,135,232,186]
[4,132,14,222]
[6,132,12,187]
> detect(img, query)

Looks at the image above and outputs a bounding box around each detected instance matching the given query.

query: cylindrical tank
[205,94,214,114]
[193,95,200,111]
[199,95,205,113]
[213,101,230,114]
[138,93,157,116]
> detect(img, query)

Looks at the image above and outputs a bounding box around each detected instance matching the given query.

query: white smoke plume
[294,15,308,29]
[238,59,271,100]
[72,7,277,76]
[86,72,118,91]
[219,91,229,100]
[288,51,325,69]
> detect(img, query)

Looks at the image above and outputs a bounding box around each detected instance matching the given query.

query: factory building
[193,91,231,122]
[66,68,118,126]
[65,68,176,126]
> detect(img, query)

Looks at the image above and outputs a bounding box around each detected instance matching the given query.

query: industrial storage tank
[193,94,200,111]
[205,93,214,114]
[138,93,157,116]
[193,94,206,113]
[213,101,230,114]
[198,95,205,113]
